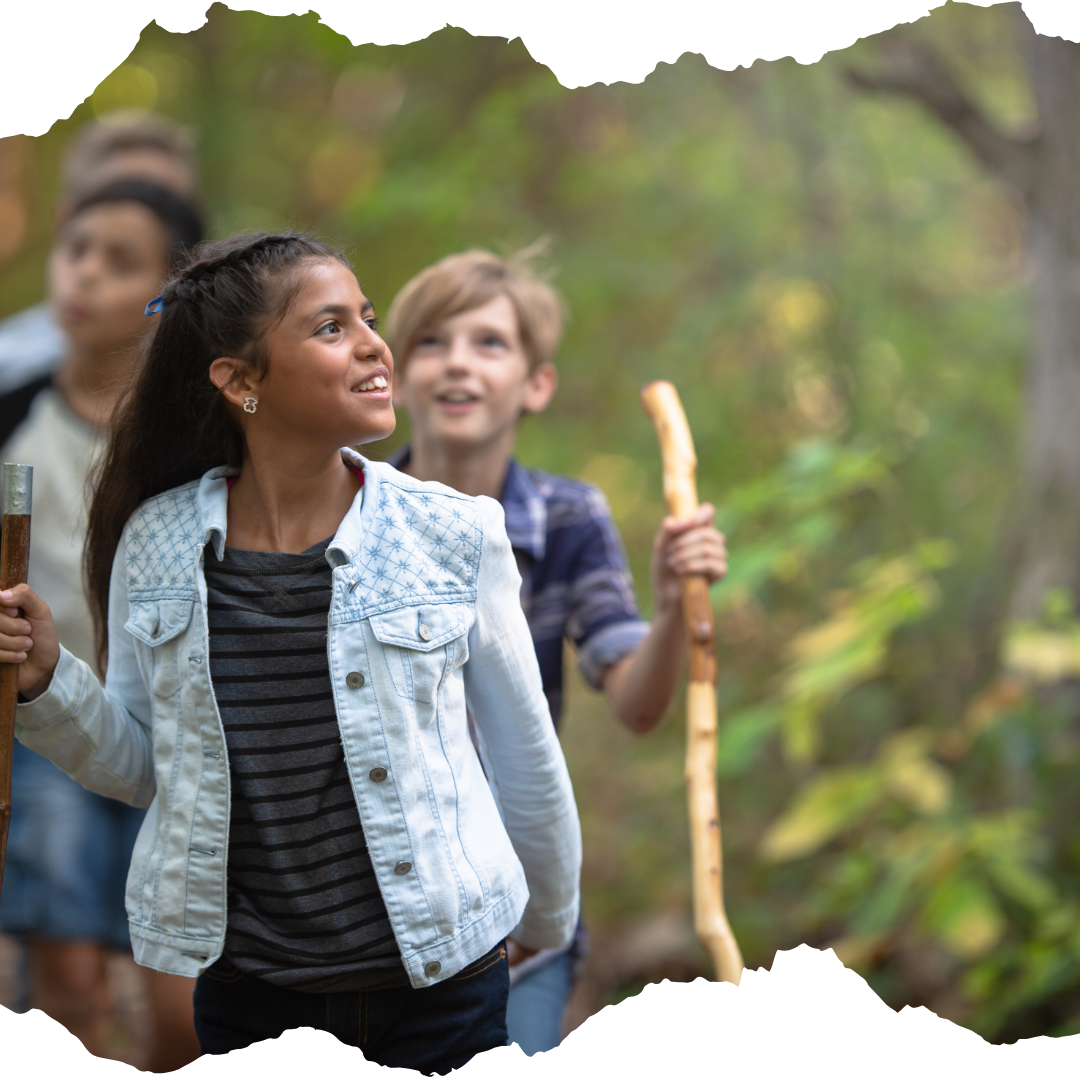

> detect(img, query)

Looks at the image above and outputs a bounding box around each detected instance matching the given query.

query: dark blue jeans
[193,942,508,1074]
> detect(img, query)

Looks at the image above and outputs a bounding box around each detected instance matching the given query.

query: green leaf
[921,875,1006,960]
[760,766,883,862]
[716,704,783,777]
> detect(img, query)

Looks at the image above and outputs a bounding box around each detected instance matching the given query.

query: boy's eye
[107,253,142,276]
[482,335,507,349]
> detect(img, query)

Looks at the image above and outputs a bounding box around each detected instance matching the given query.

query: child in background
[0,233,581,1074]
[384,249,728,1054]
[0,111,198,397]
[0,178,204,1069]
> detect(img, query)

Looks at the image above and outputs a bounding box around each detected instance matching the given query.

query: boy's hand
[506,937,539,967]
[0,584,61,700]
[650,503,728,616]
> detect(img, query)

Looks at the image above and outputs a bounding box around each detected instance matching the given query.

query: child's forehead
[55,200,165,246]
[297,258,363,294]
[432,294,519,332]
[289,259,373,316]
[65,200,152,227]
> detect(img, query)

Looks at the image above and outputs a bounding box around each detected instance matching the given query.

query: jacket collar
[195,450,369,569]
[196,466,234,562]
[327,446,371,570]
[386,444,546,561]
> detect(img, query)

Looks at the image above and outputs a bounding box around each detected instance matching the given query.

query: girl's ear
[209,357,259,410]
[522,362,558,415]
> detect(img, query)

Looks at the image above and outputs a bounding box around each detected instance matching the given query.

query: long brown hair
[85,232,350,669]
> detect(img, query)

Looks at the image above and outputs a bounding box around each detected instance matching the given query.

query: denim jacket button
[346,671,365,689]
[418,623,433,642]
[369,767,388,782]
[394,861,412,875]
[424,961,441,977]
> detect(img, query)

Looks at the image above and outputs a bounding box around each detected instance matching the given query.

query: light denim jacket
[15,450,581,987]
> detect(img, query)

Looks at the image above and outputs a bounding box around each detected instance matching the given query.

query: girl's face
[48,202,170,355]
[393,294,557,455]
[245,259,396,448]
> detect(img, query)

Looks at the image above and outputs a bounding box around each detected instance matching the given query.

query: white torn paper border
[2,0,1080,1075]
[1,0,1080,136]
[4,946,1079,1076]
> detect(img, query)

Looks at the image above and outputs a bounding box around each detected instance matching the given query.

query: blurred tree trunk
[849,14,1080,620]
[1019,31,1080,619]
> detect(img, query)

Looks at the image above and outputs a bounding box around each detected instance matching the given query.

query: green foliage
[721,434,1080,1039]
[2,0,1074,1042]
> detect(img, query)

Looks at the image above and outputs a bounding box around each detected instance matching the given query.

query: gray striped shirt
[205,537,407,992]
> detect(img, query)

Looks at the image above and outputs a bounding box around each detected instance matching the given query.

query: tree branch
[847,42,1039,199]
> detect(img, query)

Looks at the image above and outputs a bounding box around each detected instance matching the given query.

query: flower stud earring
[243,397,258,414]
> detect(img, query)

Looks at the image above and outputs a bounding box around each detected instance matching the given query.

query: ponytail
[85,232,350,669]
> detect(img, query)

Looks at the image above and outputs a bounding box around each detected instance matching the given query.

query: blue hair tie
[145,295,166,316]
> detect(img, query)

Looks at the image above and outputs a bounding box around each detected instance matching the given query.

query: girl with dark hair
[0,178,204,1070]
[0,233,581,1074]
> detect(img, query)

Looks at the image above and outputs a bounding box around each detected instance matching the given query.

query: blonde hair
[385,246,566,372]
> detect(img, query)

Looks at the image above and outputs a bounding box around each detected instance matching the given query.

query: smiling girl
[0,233,580,1072]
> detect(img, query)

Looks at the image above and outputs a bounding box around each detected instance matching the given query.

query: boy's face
[48,202,170,356]
[394,294,557,455]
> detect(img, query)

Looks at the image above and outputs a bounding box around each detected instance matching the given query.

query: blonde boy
[386,250,727,1054]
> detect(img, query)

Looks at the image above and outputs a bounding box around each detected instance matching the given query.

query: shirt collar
[499,458,546,561]
[196,449,368,568]
[385,444,547,561]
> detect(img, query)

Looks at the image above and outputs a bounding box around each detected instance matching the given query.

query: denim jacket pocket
[368,603,469,704]
[124,599,195,700]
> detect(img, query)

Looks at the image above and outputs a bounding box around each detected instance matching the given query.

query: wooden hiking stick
[640,382,743,985]
[0,463,32,899]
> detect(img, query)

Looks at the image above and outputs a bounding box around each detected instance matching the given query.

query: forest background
[1,0,1077,1048]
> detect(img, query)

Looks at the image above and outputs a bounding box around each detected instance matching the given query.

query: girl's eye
[365,316,380,331]
[317,320,341,336]
[482,336,507,349]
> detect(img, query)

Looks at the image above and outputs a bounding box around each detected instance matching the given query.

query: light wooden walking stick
[0,463,32,899]
[640,382,743,985]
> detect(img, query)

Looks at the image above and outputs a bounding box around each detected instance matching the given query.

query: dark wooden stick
[640,382,743,985]
[0,463,32,899]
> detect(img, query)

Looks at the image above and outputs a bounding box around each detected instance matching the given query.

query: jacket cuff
[14,646,88,732]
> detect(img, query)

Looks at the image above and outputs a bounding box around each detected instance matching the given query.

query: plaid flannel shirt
[388,447,650,727]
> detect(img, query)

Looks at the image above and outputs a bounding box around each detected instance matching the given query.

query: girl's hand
[506,937,539,967]
[650,503,728,616]
[0,584,61,700]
